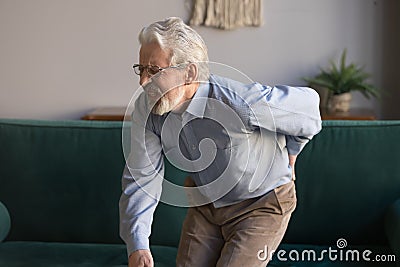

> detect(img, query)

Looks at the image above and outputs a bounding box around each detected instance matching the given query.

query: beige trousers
[176,180,297,267]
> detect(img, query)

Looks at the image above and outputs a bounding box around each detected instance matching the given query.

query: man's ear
[185,63,198,84]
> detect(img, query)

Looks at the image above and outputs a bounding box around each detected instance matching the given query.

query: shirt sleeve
[119,93,164,256]
[249,84,322,155]
[285,135,312,155]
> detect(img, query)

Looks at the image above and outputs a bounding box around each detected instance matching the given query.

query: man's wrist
[288,154,297,165]
[126,234,150,256]
[129,249,151,258]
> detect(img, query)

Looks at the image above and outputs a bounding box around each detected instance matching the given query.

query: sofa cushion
[1,242,394,267]
[0,241,177,267]
[0,201,11,242]
[385,199,400,262]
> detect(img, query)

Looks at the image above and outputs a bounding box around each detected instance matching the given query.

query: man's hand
[289,154,297,180]
[128,249,153,267]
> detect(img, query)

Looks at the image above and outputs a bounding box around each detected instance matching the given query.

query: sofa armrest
[385,199,400,259]
[0,201,11,242]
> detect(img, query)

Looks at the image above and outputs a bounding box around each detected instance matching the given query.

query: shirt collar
[183,79,211,119]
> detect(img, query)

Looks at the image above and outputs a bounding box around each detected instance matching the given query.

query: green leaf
[301,48,379,97]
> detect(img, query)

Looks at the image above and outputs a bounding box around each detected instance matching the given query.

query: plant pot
[328,92,352,112]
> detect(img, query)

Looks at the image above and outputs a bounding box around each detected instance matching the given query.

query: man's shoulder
[209,74,255,91]
[208,74,270,106]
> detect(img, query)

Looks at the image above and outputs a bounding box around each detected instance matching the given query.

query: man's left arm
[269,85,322,139]
[273,86,322,179]
[249,84,322,178]
[250,84,322,140]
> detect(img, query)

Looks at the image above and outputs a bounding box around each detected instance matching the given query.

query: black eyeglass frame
[132,63,185,76]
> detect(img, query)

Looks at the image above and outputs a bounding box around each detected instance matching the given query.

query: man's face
[139,42,186,115]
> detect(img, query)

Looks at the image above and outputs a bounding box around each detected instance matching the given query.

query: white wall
[0,0,393,119]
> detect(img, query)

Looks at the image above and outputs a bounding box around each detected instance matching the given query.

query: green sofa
[0,118,399,267]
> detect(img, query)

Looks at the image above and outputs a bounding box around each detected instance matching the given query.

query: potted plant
[303,49,379,112]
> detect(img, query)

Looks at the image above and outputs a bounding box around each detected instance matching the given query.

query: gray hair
[138,17,210,81]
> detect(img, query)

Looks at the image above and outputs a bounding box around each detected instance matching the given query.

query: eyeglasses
[132,64,184,77]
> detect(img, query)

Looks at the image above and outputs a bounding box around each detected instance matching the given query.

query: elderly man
[120,17,321,267]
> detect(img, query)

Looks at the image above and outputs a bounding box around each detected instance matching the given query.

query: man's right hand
[128,249,153,267]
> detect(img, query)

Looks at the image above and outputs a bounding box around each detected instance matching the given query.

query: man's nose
[139,73,150,86]
[139,69,154,86]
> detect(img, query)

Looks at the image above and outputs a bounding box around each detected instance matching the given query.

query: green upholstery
[385,199,400,263]
[286,121,400,246]
[0,119,125,244]
[0,201,11,242]
[0,242,176,267]
[0,118,399,266]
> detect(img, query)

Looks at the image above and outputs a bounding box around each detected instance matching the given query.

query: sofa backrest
[1,119,400,248]
[286,120,400,246]
[0,119,125,244]
[0,119,188,247]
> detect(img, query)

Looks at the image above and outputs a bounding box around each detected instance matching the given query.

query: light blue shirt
[119,74,322,255]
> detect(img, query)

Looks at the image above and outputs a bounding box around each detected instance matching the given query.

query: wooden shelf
[81,107,128,121]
